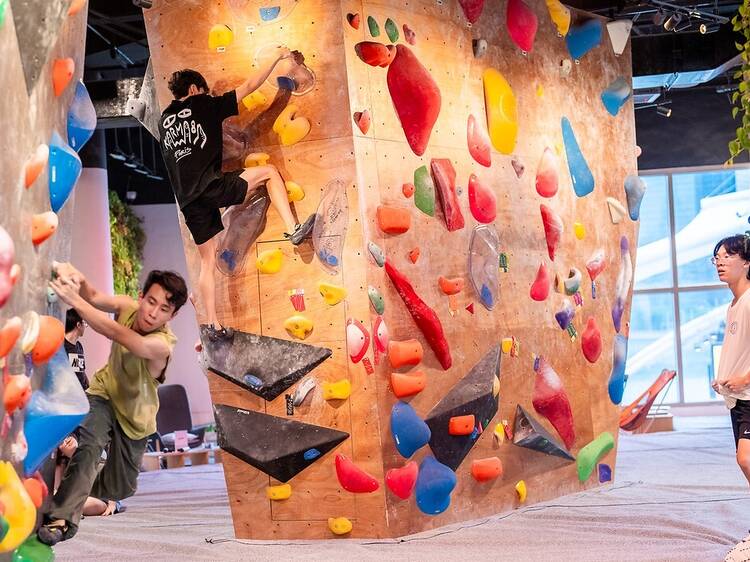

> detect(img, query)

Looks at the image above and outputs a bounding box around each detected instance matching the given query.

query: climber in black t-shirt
[158,47,314,336]
[64,307,88,390]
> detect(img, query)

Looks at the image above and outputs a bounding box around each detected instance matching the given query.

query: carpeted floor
[54,416,750,562]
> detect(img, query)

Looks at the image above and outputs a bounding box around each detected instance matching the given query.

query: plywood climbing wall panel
[144,0,638,540]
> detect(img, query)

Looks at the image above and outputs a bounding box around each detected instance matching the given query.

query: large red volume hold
[581,316,602,363]
[335,454,379,493]
[385,260,452,370]
[387,45,442,156]
[540,204,563,261]
[532,357,576,449]
[430,159,465,231]
[506,0,538,53]
[459,0,486,23]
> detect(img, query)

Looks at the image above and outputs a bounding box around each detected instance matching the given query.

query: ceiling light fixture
[656,105,672,117]
[663,11,682,31]
[700,22,721,33]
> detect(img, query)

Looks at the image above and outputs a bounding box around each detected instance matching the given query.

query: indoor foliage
[729,3,750,164]
[109,190,145,298]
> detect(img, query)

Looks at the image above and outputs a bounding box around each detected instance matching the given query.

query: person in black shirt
[159,47,314,336]
[64,308,88,390]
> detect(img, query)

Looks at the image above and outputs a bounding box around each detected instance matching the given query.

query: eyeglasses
[711,254,739,266]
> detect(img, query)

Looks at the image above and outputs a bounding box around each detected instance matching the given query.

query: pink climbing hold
[581,316,602,363]
[353,110,371,134]
[403,23,416,45]
[0,227,20,309]
[430,159,464,232]
[355,41,396,67]
[586,249,606,282]
[468,174,496,224]
[467,114,491,168]
[540,204,563,261]
[533,356,576,449]
[506,0,538,53]
[386,460,418,499]
[387,45,441,156]
[346,318,370,364]
[402,182,415,198]
[335,454,379,493]
[385,259,452,370]
[535,147,559,198]
[459,0,486,23]
[530,262,550,301]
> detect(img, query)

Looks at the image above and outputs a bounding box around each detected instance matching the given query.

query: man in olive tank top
[38,263,188,545]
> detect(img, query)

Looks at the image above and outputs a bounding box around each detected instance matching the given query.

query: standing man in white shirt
[711,233,750,485]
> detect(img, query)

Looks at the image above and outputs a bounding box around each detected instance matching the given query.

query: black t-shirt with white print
[64,338,88,391]
[158,90,239,209]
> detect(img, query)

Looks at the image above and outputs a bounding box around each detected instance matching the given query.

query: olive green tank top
[87,306,177,440]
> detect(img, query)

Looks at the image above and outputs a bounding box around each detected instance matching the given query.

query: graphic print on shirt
[161,108,208,163]
[730,321,738,335]
[68,352,85,372]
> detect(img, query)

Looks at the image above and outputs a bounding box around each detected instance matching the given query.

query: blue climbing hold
[259,6,281,21]
[607,334,628,405]
[415,456,456,515]
[48,131,82,213]
[220,249,237,272]
[67,80,96,151]
[561,117,594,198]
[624,175,647,221]
[600,77,631,117]
[243,374,263,388]
[565,19,602,60]
[303,448,321,461]
[598,463,612,483]
[480,284,493,309]
[391,401,431,458]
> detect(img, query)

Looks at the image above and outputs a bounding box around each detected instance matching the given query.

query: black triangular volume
[11,0,71,92]
[214,404,349,482]
[200,326,332,401]
[512,405,575,461]
[425,345,501,471]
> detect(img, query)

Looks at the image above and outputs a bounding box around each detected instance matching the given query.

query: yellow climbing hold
[545,0,571,36]
[318,282,347,305]
[284,315,313,340]
[536,84,544,97]
[266,483,292,500]
[323,378,352,400]
[241,90,267,111]
[483,68,517,155]
[573,221,586,240]
[0,461,36,553]
[208,24,233,51]
[492,375,500,398]
[493,422,505,443]
[501,337,513,354]
[273,104,311,146]
[244,152,270,167]
[285,181,305,202]
[515,480,527,503]
[256,248,283,274]
[328,516,353,535]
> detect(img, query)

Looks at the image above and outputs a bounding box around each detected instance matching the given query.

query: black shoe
[37,522,68,546]
[286,214,316,246]
[206,325,235,342]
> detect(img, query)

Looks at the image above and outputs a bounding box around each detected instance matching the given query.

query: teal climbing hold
[260,6,281,21]
[367,15,380,37]
[368,241,385,267]
[561,117,594,197]
[368,285,385,314]
[608,334,628,405]
[67,81,97,151]
[577,432,614,481]
[601,77,631,117]
[391,401,431,458]
[385,18,399,42]
[565,19,602,60]
[0,0,8,28]
[624,175,646,220]
[48,131,82,213]
[415,456,456,515]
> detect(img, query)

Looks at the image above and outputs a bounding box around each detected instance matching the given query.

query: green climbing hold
[0,514,8,542]
[577,432,614,482]
[385,18,399,42]
[12,535,54,562]
[367,15,380,37]
[413,165,435,217]
[0,0,8,28]
[368,285,385,314]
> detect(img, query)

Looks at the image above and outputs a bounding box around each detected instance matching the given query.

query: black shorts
[731,399,750,448]
[182,171,248,245]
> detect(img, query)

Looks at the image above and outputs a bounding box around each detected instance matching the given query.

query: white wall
[133,204,212,426]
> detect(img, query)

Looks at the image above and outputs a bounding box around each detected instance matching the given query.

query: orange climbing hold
[68,0,86,16]
[22,476,47,509]
[52,58,75,97]
[388,339,423,368]
[0,317,22,358]
[402,183,415,198]
[353,110,370,134]
[31,212,58,246]
[24,144,49,189]
[376,205,411,234]
[390,371,427,398]
[31,315,64,365]
[471,457,503,482]
[355,41,396,67]
[4,373,31,415]
[408,247,420,263]
[448,414,475,435]
[438,276,464,295]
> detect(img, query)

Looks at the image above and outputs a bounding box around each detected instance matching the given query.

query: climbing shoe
[285,214,316,246]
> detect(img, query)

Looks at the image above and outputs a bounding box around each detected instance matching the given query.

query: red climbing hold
[438,276,464,295]
[385,260,452,370]
[586,249,606,282]
[335,454,379,493]
[540,204,563,261]
[506,0,538,53]
[532,357,576,449]
[530,262,550,301]
[459,0,486,23]
[355,41,396,67]
[402,182,415,198]
[403,24,416,45]
[535,147,559,198]
[353,110,371,134]
[468,174,496,224]
[430,159,464,231]
[581,316,602,363]
[387,45,441,156]
[466,302,475,314]
[386,460,418,499]
[467,114,491,168]
[408,247,420,263]
[347,12,361,29]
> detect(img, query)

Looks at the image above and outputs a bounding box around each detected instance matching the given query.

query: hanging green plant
[729,4,750,164]
[109,190,145,298]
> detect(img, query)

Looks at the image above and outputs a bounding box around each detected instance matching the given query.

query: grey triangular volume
[137,58,161,140]
[425,345,501,471]
[512,405,575,461]
[214,404,349,482]
[200,326,332,401]
[11,0,71,92]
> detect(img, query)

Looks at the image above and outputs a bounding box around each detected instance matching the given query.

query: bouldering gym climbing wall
[0,0,96,557]
[142,0,640,539]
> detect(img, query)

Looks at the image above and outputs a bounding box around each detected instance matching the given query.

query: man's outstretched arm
[53,261,135,315]
[234,46,296,101]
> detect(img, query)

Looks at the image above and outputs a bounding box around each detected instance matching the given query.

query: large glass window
[627,166,750,405]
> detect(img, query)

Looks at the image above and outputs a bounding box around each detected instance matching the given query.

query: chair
[153,384,207,451]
